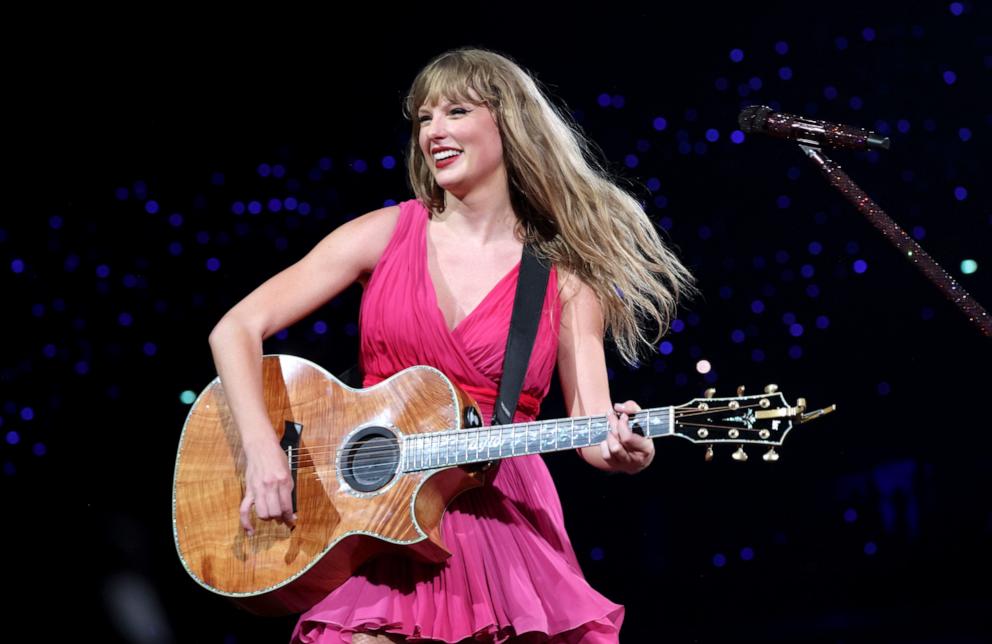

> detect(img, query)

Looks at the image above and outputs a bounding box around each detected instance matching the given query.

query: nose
[423,114,448,140]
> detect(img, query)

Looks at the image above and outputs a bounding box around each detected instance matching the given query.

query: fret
[467,429,478,463]
[570,417,575,448]
[574,417,590,447]
[487,426,500,460]
[528,422,540,454]
[542,421,555,450]
[557,418,569,449]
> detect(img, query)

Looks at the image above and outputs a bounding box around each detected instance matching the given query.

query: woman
[208,48,694,643]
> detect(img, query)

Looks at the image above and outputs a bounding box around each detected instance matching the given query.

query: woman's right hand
[240,437,297,536]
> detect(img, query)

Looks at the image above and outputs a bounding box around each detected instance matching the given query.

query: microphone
[738,105,891,151]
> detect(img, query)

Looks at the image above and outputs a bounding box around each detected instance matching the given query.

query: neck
[434,175,517,245]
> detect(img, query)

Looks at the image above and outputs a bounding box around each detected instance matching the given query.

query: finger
[617,412,633,443]
[607,425,624,456]
[240,494,255,535]
[280,482,297,526]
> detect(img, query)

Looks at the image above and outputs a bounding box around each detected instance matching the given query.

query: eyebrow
[417,99,461,115]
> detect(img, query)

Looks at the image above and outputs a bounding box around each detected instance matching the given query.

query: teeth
[433,150,461,161]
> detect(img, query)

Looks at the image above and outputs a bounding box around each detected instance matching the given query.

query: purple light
[751,300,765,314]
[777,195,791,209]
[96,264,110,278]
[954,186,968,201]
[32,443,46,457]
[862,27,876,42]
[659,341,674,355]
[740,547,755,561]
[748,77,763,91]
[115,187,129,200]
[730,130,745,144]
[248,201,263,215]
[943,70,957,85]
[284,197,299,210]
[275,329,290,340]
[751,348,765,363]
[912,226,926,240]
[145,200,160,214]
[313,320,328,335]
[729,48,744,63]
[42,344,57,358]
[143,342,157,357]
[298,203,311,215]
[800,264,815,279]
[590,547,605,561]
[816,315,830,329]
[206,258,221,272]
[844,508,858,523]
[168,242,183,256]
[382,155,397,169]
[169,213,183,227]
[823,85,838,100]
[11,259,24,274]
[31,303,44,317]
[834,36,849,50]
[267,198,282,213]
[597,93,611,107]
[611,95,625,109]
[272,164,286,178]
[849,96,863,110]
[853,259,868,273]
[864,541,878,555]
[352,159,368,173]
[731,329,746,343]
[959,127,972,141]
[671,319,685,333]
[49,215,63,230]
[318,157,333,171]
[118,312,133,327]
[949,2,964,16]
[257,163,272,177]
[806,284,821,298]
[808,241,823,255]
[788,345,803,359]
[705,129,719,142]
[697,226,712,240]
[231,201,246,215]
[778,67,793,81]
[677,141,691,155]
[789,323,804,337]
[646,177,661,192]
[774,41,789,55]
[19,407,33,421]
[877,381,891,396]
[714,77,729,91]
[624,154,639,168]
[712,553,727,567]
[5,431,18,445]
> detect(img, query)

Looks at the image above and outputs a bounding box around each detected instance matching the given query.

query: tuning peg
[796,398,807,413]
[762,447,780,462]
[764,384,779,394]
[704,445,714,462]
[704,388,716,399]
[731,446,748,462]
[736,385,746,396]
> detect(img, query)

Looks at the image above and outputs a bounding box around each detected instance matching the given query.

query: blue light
[3,462,14,476]
[954,186,968,201]
[115,187,129,200]
[853,259,868,273]
[788,345,803,359]
[318,157,333,171]
[353,160,368,173]
[48,215,63,230]
[789,323,804,337]
[591,547,605,561]
[740,547,754,561]
[816,315,830,329]
[806,284,821,298]
[646,177,661,192]
[775,250,790,264]
[712,553,727,567]
[19,407,33,421]
[345,322,359,337]
[751,348,765,363]
[782,312,796,325]
[284,197,299,210]
[774,41,789,55]
[693,142,708,155]
[730,130,745,144]
[835,36,849,50]
[210,172,225,185]
[808,241,823,255]
[897,119,911,133]
[877,381,891,396]
[118,312,133,327]
[145,200,160,214]
[96,264,111,278]
[849,96,863,110]
[298,203,311,215]
[671,319,685,333]
[729,48,744,63]
[42,344,57,358]
[943,70,957,85]
[313,320,328,335]
[206,258,221,272]
[864,541,878,555]
[611,95,625,109]
[862,27,876,41]
[248,201,263,215]
[778,67,792,81]
[11,259,24,274]
[143,342,157,357]
[846,241,860,254]
[597,93,611,107]
[624,154,639,168]
[231,201,246,215]
[748,77,762,91]
[32,443,46,457]
[257,163,272,177]
[677,142,692,155]
[705,129,719,142]
[382,155,397,169]
[787,166,801,181]
[659,341,674,355]
[777,195,791,209]
[959,127,972,141]
[268,198,282,213]
[698,226,712,240]
[949,2,964,16]
[272,164,286,178]
[168,242,183,256]
[674,373,688,386]
[823,85,838,100]
[5,431,18,445]
[751,300,765,314]
[800,264,815,279]
[731,329,746,343]
[844,508,858,523]
[276,329,290,340]
[714,78,729,91]
[719,286,733,299]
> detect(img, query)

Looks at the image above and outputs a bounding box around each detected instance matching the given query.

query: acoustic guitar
[173,354,833,615]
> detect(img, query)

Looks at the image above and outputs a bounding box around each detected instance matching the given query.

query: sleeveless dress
[291,199,624,643]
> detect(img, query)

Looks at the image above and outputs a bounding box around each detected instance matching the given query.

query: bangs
[405,54,499,121]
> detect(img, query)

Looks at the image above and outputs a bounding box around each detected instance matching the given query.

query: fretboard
[402,407,674,472]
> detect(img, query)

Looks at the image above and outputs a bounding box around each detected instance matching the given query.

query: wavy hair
[403,47,695,366]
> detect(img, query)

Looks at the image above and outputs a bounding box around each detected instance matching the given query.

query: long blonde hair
[404,48,695,366]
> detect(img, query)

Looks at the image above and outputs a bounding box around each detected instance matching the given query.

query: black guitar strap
[491,243,551,426]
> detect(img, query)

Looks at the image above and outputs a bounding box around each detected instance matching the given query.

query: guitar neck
[402,407,674,472]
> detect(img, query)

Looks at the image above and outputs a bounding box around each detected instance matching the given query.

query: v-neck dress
[291,199,624,643]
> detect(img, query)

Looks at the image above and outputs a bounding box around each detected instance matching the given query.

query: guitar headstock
[673,384,835,462]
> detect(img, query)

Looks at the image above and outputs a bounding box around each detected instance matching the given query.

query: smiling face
[416,96,506,198]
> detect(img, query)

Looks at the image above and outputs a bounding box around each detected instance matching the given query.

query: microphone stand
[798,144,991,338]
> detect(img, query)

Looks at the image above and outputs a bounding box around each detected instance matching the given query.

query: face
[417,95,505,196]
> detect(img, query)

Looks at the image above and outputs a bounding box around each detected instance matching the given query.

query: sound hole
[341,426,400,493]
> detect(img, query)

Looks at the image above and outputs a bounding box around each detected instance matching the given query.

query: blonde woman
[208,48,694,643]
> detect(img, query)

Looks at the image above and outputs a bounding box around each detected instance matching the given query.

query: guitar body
[172,355,489,615]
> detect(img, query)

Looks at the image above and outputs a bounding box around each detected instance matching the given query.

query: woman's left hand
[602,400,655,474]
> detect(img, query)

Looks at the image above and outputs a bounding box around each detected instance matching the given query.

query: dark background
[5,3,991,642]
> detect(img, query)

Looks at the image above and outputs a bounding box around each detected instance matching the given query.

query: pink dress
[291,199,624,643]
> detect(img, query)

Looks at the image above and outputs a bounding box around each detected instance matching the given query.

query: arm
[556,270,655,475]
[207,205,401,534]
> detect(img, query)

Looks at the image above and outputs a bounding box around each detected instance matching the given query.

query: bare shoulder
[557,266,602,322]
[330,204,402,280]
